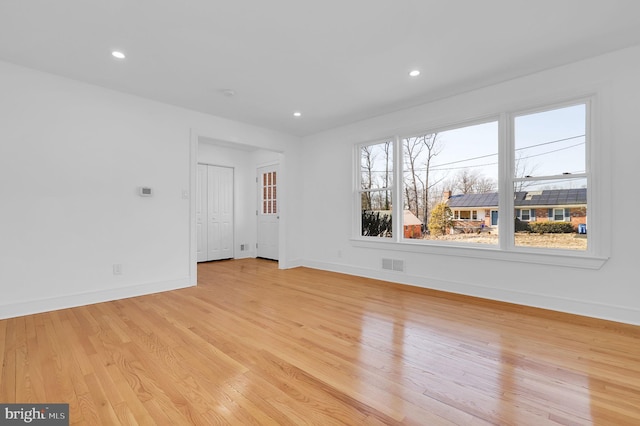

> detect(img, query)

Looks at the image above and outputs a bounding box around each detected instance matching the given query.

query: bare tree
[383,141,391,210]
[403,137,423,218]
[361,145,374,210]
[475,176,496,193]
[514,153,540,192]
[402,133,444,227]
[454,169,477,194]
[451,169,496,194]
[419,133,442,225]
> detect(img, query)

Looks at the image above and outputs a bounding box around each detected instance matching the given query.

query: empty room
[1,1,640,425]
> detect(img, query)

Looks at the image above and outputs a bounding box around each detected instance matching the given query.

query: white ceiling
[2,1,640,137]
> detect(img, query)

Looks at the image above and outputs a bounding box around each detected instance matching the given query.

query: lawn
[422,232,588,250]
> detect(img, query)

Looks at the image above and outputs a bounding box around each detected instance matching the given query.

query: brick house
[444,188,587,233]
[403,210,423,238]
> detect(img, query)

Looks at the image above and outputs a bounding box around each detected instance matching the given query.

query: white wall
[300,45,640,325]
[0,60,299,319]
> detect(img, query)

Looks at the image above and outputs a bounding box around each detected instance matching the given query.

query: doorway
[257,164,279,260]
[197,164,234,262]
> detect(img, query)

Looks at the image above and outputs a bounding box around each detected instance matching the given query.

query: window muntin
[359,141,393,237]
[261,171,277,215]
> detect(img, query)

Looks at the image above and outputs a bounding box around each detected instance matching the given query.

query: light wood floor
[1,259,640,425]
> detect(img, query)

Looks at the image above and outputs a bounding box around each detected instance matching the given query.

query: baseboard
[301,260,640,326]
[0,277,194,320]
[279,258,303,269]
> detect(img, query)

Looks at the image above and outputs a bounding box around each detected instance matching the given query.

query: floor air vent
[382,258,404,272]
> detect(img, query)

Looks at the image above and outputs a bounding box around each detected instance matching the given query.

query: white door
[197,164,234,262]
[257,165,279,260]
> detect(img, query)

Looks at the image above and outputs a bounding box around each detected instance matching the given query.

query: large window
[355,98,597,260]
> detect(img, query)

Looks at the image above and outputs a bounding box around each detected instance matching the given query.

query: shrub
[428,203,453,236]
[362,211,392,237]
[515,218,531,232]
[529,221,575,234]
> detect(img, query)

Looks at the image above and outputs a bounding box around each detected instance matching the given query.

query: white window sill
[350,238,608,270]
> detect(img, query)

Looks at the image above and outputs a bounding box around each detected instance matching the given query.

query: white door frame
[189,130,287,286]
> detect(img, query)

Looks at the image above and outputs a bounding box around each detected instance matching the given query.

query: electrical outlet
[112,264,122,275]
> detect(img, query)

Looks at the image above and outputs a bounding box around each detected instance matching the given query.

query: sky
[363,102,587,193]
[403,103,586,192]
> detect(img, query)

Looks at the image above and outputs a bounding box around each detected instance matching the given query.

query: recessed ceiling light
[293,112,302,117]
[409,70,421,77]
[111,51,126,59]
[220,89,236,97]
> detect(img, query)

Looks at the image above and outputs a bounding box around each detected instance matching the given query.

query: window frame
[352,94,609,269]
[355,139,395,238]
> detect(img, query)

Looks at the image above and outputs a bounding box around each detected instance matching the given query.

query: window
[401,121,499,244]
[261,171,277,214]
[513,103,587,250]
[454,210,479,221]
[354,97,602,265]
[358,141,393,237]
[553,208,566,222]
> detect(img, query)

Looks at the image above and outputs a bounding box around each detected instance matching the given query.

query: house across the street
[444,188,587,233]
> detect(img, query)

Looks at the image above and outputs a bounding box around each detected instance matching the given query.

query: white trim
[189,130,198,285]
[301,260,635,325]
[350,238,607,269]
[393,136,403,241]
[0,278,192,320]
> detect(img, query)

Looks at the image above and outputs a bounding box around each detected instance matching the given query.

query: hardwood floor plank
[2,258,640,425]
[1,318,17,402]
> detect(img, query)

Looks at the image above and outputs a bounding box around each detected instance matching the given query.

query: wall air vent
[382,258,404,272]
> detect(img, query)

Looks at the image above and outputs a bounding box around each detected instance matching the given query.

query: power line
[428,134,585,169]
[429,141,585,172]
[516,134,585,151]
[365,134,585,173]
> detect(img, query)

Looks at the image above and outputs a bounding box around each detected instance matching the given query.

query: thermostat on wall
[139,187,153,197]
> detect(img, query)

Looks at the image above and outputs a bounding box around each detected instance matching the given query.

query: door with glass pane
[257,165,279,260]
